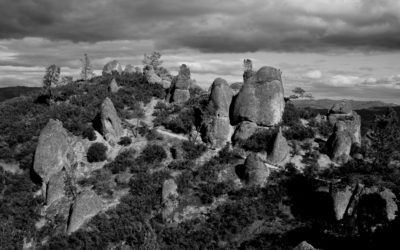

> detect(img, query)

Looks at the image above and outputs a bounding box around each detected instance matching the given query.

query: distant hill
[0,86,41,102]
[292,99,397,110]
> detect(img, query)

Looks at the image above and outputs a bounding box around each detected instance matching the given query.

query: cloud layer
[0,0,399,52]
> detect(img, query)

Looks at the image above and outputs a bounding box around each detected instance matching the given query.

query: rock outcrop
[328,101,361,145]
[102,60,122,76]
[203,78,234,148]
[108,78,120,93]
[33,119,74,185]
[326,121,352,164]
[46,171,66,205]
[67,190,103,234]
[100,97,123,144]
[144,65,163,84]
[267,127,290,166]
[231,66,285,126]
[170,64,191,103]
[162,179,179,219]
[232,121,259,144]
[243,153,270,187]
[332,185,354,220]
[293,241,315,250]
[123,64,135,75]
[230,82,243,95]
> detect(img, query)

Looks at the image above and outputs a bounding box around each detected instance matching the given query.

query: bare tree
[80,53,95,80]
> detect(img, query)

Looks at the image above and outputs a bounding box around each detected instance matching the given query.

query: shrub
[167,160,192,170]
[87,143,107,162]
[137,144,167,165]
[242,128,278,152]
[105,149,136,174]
[282,102,300,126]
[283,124,315,141]
[118,136,132,146]
[82,126,96,141]
[181,141,207,160]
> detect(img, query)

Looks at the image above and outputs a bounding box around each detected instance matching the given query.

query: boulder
[203,117,233,148]
[33,119,74,184]
[161,79,172,89]
[329,101,353,114]
[100,97,123,144]
[171,89,190,103]
[123,64,135,75]
[173,64,191,90]
[232,121,259,144]
[108,78,120,93]
[67,190,103,234]
[231,66,285,126]
[317,154,333,169]
[268,127,290,166]
[144,65,163,85]
[46,171,66,205]
[209,78,234,117]
[230,82,243,95]
[332,185,353,220]
[328,111,361,145]
[326,122,352,164]
[293,241,315,250]
[102,60,122,76]
[379,188,398,221]
[243,153,270,187]
[162,179,179,220]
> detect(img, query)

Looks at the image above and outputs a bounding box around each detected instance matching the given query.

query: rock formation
[108,78,120,93]
[33,119,74,193]
[328,101,361,145]
[231,66,285,127]
[267,127,290,166]
[67,190,103,234]
[170,64,191,103]
[102,60,123,76]
[203,78,234,148]
[46,171,66,205]
[232,121,259,144]
[293,241,316,250]
[332,185,354,220]
[230,82,243,95]
[123,64,135,75]
[162,179,179,219]
[326,121,352,164]
[243,153,270,187]
[144,65,163,84]
[100,97,123,144]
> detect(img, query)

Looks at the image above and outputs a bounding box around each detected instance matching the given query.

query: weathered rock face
[108,78,120,93]
[268,127,290,166]
[243,153,270,187]
[232,121,259,144]
[123,64,135,75]
[328,111,361,145]
[293,241,315,250]
[46,171,66,205]
[332,185,354,220]
[170,64,191,103]
[162,179,179,220]
[203,117,233,148]
[102,60,122,76]
[326,122,352,164]
[329,101,353,114]
[230,82,243,95]
[209,78,234,117]
[231,66,285,126]
[203,78,234,148]
[144,65,163,85]
[33,119,74,183]
[101,97,123,144]
[67,190,103,234]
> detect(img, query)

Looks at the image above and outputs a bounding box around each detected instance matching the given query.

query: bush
[87,143,108,162]
[82,126,96,141]
[105,149,136,174]
[181,141,207,160]
[283,124,315,141]
[242,128,278,152]
[118,136,132,146]
[137,144,167,165]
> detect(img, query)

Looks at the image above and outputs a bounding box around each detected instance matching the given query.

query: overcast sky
[0,0,399,103]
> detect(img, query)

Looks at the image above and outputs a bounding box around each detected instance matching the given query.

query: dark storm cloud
[0,0,399,52]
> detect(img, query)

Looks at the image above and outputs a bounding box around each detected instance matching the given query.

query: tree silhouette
[80,53,95,80]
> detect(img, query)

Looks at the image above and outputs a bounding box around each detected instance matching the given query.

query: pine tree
[142,51,163,69]
[80,53,94,80]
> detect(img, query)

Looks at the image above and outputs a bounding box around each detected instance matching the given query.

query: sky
[0,0,400,103]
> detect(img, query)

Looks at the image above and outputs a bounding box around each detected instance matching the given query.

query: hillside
[0,86,41,102]
[293,98,397,110]
[1,61,400,250]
